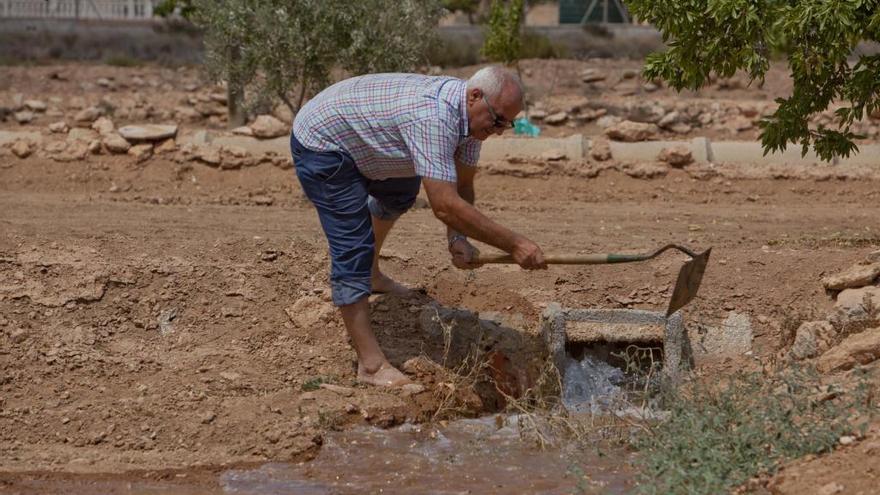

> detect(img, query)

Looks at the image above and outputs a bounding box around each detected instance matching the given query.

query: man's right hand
[511,236,547,270]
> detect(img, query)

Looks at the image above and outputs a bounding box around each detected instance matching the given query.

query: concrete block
[710,141,826,165]
[480,134,586,161]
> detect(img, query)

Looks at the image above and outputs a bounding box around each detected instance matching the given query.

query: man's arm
[423,175,545,269]
[446,160,476,243]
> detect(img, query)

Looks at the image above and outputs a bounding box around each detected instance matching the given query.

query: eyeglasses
[482,94,514,129]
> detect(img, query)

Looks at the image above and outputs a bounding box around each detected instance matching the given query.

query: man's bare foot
[357,362,412,387]
[371,272,411,296]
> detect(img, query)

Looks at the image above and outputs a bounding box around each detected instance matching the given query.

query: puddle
[222,416,633,495]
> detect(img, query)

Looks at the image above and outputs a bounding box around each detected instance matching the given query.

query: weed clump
[633,366,874,495]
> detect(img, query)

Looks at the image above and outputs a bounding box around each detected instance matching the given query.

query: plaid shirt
[292,74,481,183]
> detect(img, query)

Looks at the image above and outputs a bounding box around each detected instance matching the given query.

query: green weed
[633,366,874,495]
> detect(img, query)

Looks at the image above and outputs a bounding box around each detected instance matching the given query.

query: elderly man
[291,65,546,387]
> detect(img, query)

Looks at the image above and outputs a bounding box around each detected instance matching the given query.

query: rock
[544,112,568,126]
[596,115,622,129]
[88,139,102,154]
[91,117,115,136]
[658,145,693,167]
[821,262,880,291]
[624,162,668,179]
[231,126,254,136]
[24,100,47,112]
[195,146,221,166]
[272,103,294,124]
[11,139,33,158]
[540,149,567,161]
[830,286,880,327]
[580,69,606,83]
[102,133,131,154]
[621,69,638,79]
[529,109,547,121]
[789,321,835,359]
[68,128,98,142]
[128,144,153,163]
[643,82,659,92]
[589,138,612,161]
[658,111,680,129]
[726,115,754,132]
[867,250,880,263]
[155,139,177,154]
[118,124,178,142]
[252,195,274,206]
[250,115,288,139]
[838,435,855,446]
[670,123,693,134]
[319,383,355,397]
[816,482,844,495]
[605,120,659,142]
[200,410,217,424]
[14,111,34,124]
[96,77,115,89]
[48,121,69,133]
[400,383,425,397]
[174,106,201,121]
[817,327,880,372]
[284,295,335,329]
[74,106,102,125]
[9,328,28,343]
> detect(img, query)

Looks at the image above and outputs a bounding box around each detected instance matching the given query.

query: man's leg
[367,176,422,295]
[370,215,410,295]
[339,298,410,386]
[292,134,410,387]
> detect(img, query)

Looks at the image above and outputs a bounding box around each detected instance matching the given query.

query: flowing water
[16,353,640,494]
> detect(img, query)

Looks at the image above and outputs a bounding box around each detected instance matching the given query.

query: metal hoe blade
[666,248,711,316]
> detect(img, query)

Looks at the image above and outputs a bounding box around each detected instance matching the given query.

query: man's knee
[366,177,421,221]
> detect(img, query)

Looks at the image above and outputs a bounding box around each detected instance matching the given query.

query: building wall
[0,0,157,20]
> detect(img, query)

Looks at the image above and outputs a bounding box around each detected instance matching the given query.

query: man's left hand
[449,237,481,270]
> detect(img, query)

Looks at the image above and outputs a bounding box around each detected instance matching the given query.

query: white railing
[0,0,155,20]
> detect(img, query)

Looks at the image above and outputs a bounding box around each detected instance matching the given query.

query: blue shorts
[291,133,421,306]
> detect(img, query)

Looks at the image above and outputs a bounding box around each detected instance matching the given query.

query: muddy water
[223,416,633,495]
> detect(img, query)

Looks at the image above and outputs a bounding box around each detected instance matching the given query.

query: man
[291,65,546,387]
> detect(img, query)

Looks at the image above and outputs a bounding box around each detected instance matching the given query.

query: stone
[726,115,754,132]
[529,109,547,121]
[867,250,880,263]
[580,69,606,83]
[670,123,693,134]
[91,117,115,136]
[155,139,177,154]
[821,262,880,291]
[657,111,680,129]
[400,383,425,397]
[118,124,178,142]
[624,162,668,179]
[589,138,612,161]
[272,103,294,124]
[596,115,621,129]
[319,383,355,397]
[195,146,221,166]
[605,120,659,142]
[643,82,659,92]
[830,286,880,327]
[658,145,693,167]
[284,295,335,329]
[621,69,638,79]
[23,100,47,112]
[68,128,98,142]
[14,111,34,124]
[102,133,131,154]
[250,115,288,139]
[231,126,254,137]
[200,410,217,424]
[544,112,568,126]
[789,321,835,359]
[817,327,880,372]
[540,149,567,161]
[48,121,69,133]
[128,143,153,163]
[816,482,844,495]
[11,139,33,158]
[74,106,102,124]
[88,139,102,154]
[96,77,114,89]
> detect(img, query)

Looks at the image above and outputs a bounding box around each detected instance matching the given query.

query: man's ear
[467,88,482,103]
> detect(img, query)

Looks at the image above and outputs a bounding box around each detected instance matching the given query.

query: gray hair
[467,65,524,101]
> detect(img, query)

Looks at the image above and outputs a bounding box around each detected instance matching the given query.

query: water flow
[561,355,626,414]
[221,416,633,495]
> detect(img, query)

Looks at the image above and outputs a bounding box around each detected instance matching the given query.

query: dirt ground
[1,60,880,493]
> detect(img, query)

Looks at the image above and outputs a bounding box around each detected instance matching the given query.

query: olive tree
[192,0,444,126]
[626,0,880,160]
[481,0,526,67]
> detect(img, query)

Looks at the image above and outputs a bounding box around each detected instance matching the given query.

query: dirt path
[2,153,878,484]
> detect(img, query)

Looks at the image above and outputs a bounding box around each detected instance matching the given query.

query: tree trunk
[226,45,246,128]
